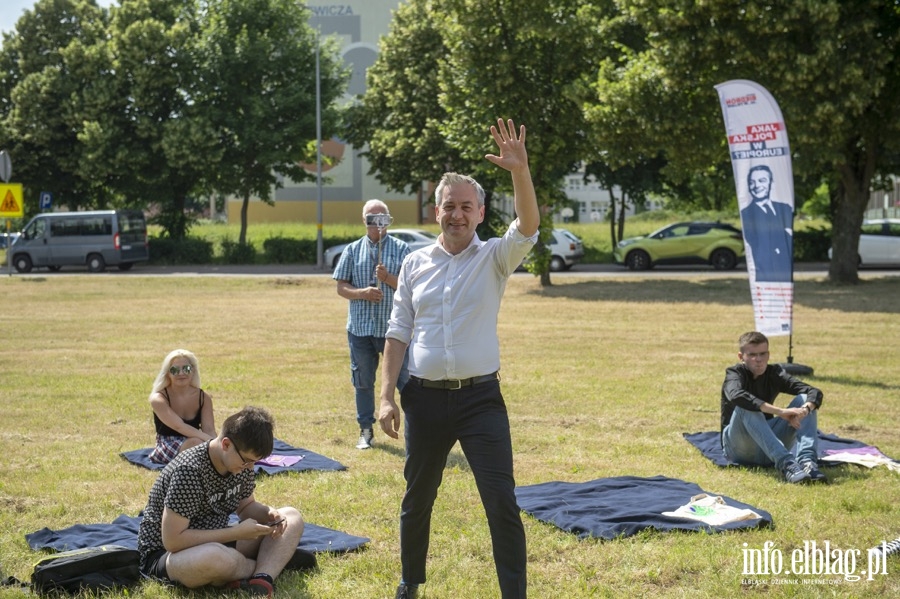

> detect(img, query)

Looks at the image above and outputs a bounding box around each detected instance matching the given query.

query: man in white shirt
[378,118,539,599]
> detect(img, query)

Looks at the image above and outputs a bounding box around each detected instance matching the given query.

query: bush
[793,226,831,261]
[221,238,258,264]
[148,237,214,264]
[263,237,316,263]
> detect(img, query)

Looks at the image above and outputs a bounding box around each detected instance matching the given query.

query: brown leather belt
[410,372,499,390]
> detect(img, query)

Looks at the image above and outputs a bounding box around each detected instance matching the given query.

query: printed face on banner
[748,168,772,203]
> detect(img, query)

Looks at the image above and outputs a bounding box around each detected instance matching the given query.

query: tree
[439,0,601,285]
[347,0,600,285]
[586,154,666,246]
[75,0,220,239]
[198,0,346,246]
[589,0,900,284]
[0,0,110,214]
[343,0,463,196]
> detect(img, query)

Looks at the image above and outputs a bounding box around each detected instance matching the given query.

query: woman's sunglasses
[169,364,194,376]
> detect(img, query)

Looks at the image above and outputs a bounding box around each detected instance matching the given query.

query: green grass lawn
[0,271,897,598]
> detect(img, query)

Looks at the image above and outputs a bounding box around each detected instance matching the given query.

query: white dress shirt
[386,221,538,380]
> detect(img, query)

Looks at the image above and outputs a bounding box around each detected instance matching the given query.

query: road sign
[40,191,52,211]
[0,150,11,183]
[0,184,24,217]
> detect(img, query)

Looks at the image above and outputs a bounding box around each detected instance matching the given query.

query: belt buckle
[448,379,463,390]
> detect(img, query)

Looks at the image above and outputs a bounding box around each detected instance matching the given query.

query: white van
[11,210,149,273]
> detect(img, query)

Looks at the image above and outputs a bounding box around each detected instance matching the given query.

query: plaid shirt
[334,234,410,338]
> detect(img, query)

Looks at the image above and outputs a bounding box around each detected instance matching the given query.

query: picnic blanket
[26,514,369,554]
[682,430,873,467]
[820,446,900,472]
[121,439,346,474]
[514,475,772,540]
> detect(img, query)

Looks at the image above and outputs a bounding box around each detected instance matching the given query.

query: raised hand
[485,118,528,173]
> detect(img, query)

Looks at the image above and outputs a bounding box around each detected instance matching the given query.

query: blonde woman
[148,349,216,464]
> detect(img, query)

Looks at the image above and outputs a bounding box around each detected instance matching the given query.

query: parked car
[0,232,20,249]
[613,221,744,271]
[325,228,438,269]
[10,210,148,273]
[518,228,585,272]
[828,218,900,266]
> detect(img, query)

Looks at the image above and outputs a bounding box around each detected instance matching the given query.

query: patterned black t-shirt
[138,441,255,569]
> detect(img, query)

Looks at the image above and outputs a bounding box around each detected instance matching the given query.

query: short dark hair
[747,164,773,183]
[222,406,274,458]
[738,331,768,352]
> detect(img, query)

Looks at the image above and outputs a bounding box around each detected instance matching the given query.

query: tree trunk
[618,192,627,242]
[608,188,618,249]
[239,192,250,246]
[173,194,187,240]
[539,270,551,286]
[828,149,876,285]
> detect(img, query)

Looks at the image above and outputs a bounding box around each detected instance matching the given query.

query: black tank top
[153,388,204,436]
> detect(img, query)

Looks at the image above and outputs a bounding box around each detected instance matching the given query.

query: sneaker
[285,547,318,571]
[800,459,828,483]
[225,578,273,597]
[781,458,811,484]
[871,537,900,558]
[394,583,418,599]
[356,428,374,450]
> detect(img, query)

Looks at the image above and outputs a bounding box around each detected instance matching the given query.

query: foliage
[0,0,345,242]
[76,0,219,240]
[798,181,832,220]
[588,0,900,284]
[792,226,832,262]
[147,236,214,264]
[0,0,111,215]
[197,0,347,245]
[220,237,258,264]
[345,0,600,285]
[262,237,316,264]
[343,0,463,195]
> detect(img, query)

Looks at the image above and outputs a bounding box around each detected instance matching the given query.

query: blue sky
[1,0,114,35]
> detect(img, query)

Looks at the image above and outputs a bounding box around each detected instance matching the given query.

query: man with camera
[334,200,411,449]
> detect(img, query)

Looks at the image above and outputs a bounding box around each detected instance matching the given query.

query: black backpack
[31,545,140,594]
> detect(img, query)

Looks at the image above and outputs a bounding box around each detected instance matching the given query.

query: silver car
[325,228,438,269]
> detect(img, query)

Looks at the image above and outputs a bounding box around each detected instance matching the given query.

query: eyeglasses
[169,364,193,376]
[233,443,256,467]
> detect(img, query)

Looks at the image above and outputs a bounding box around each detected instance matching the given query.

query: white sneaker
[356,428,374,450]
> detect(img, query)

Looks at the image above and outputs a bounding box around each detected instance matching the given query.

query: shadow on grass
[377,441,472,472]
[530,277,900,314]
[805,375,900,392]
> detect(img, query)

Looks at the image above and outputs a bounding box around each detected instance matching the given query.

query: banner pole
[6,219,10,277]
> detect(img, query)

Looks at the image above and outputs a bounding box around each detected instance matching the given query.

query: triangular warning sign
[0,190,20,212]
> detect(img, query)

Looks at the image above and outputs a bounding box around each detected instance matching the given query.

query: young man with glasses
[138,406,316,596]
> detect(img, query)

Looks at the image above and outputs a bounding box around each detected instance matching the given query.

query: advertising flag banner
[715,80,793,337]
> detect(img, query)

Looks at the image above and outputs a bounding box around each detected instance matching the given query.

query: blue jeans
[348,332,409,428]
[399,378,527,598]
[723,394,818,470]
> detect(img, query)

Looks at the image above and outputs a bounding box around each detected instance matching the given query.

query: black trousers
[399,378,527,598]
